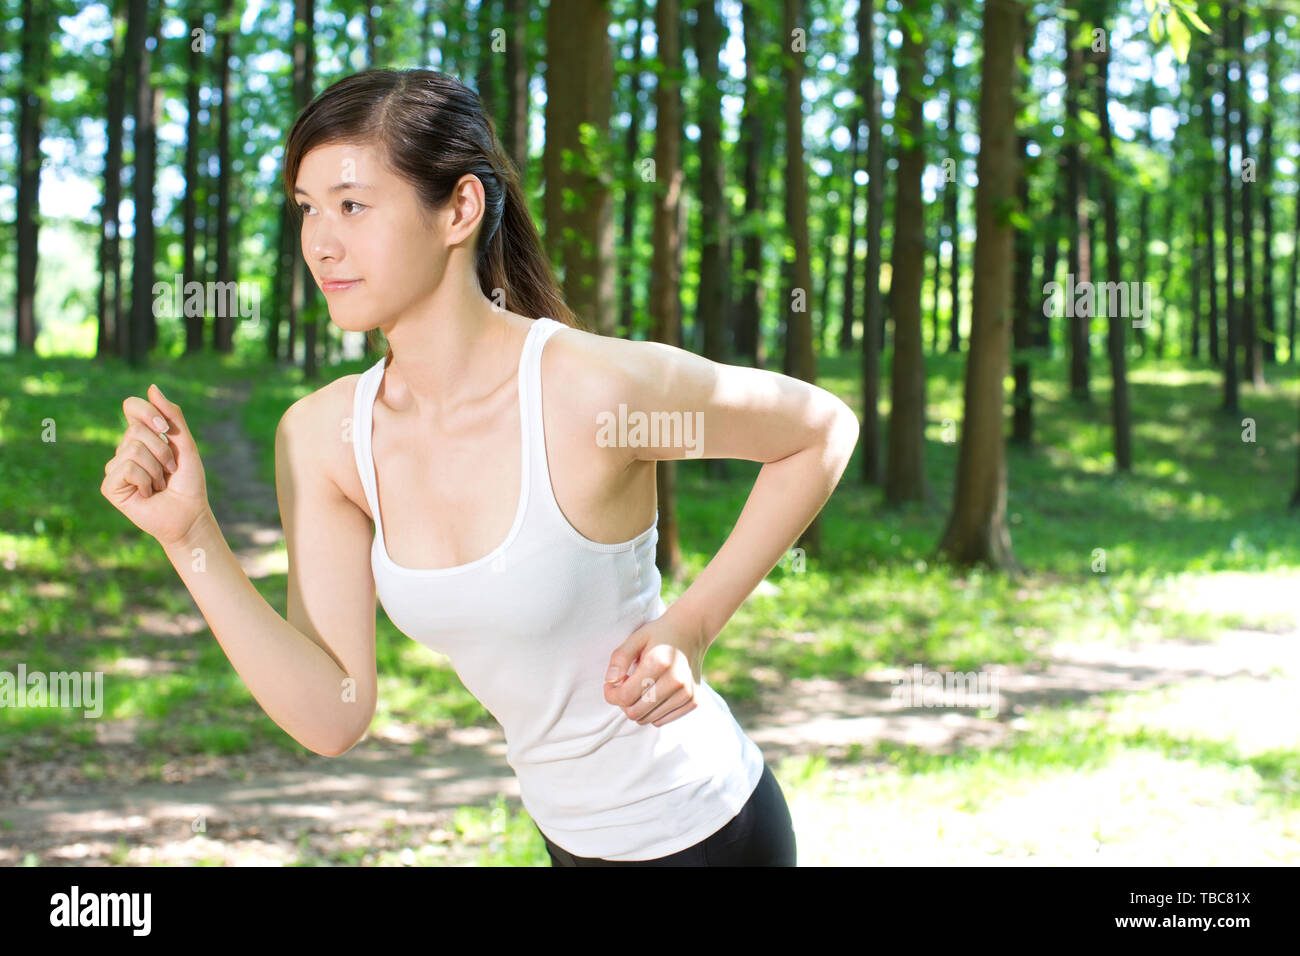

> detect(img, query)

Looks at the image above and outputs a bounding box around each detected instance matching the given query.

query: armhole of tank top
[351,363,380,529]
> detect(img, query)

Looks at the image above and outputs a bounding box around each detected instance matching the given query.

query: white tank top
[350,316,765,861]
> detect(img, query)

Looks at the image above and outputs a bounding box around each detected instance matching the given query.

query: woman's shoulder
[277,365,375,504]
[541,321,656,411]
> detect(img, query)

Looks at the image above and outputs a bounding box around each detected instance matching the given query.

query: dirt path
[2,379,1296,865]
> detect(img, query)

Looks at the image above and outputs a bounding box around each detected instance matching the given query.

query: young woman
[100,69,858,866]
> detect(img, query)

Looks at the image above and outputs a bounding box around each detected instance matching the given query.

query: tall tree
[696,0,730,481]
[884,4,930,507]
[1260,9,1277,365]
[1096,5,1131,472]
[291,0,318,375]
[127,0,161,363]
[1036,150,1063,353]
[1011,127,1033,447]
[859,0,885,485]
[504,0,530,172]
[15,0,51,352]
[1196,39,1219,364]
[97,0,129,360]
[1011,13,1040,447]
[781,0,820,550]
[1236,2,1261,386]
[1221,1,1239,413]
[214,0,236,353]
[942,0,962,354]
[735,0,766,368]
[696,0,728,365]
[1064,14,1091,401]
[840,105,860,354]
[937,0,1023,569]
[618,0,646,339]
[1135,71,1156,357]
[182,10,205,354]
[649,0,684,578]
[544,0,615,336]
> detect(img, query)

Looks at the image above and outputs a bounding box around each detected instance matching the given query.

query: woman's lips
[321,279,362,292]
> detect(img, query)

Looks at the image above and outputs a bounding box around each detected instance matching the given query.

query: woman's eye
[297,202,312,215]
[342,200,363,215]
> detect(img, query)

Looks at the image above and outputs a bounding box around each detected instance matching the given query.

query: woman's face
[293,141,470,336]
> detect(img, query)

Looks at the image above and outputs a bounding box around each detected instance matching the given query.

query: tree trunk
[97,0,129,360]
[781,0,820,551]
[1065,21,1090,401]
[650,0,683,579]
[183,13,204,354]
[504,0,529,172]
[1260,9,1277,365]
[544,0,614,336]
[937,0,1022,570]
[1221,2,1240,413]
[618,0,645,339]
[884,7,930,507]
[840,108,860,354]
[214,0,235,353]
[128,0,161,364]
[943,0,961,355]
[1197,41,1219,365]
[1036,150,1063,353]
[1011,126,1033,447]
[1096,11,1131,473]
[735,0,765,368]
[1236,4,1261,386]
[696,0,729,481]
[859,0,884,485]
[15,0,50,353]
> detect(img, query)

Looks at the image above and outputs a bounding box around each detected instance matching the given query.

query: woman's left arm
[588,335,860,725]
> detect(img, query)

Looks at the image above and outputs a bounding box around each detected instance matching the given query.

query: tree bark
[544,0,615,336]
[1236,3,1261,386]
[214,0,235,353]
[735,0,766,368]
[1222,2,1240,414]
[650,0,683,579]
[1065,21,1090,401]
[1260,9,1277,365]
[97,0,129,360]
[937,0,1022,570]
[15,0,50,353]
[884,6,930,507]
[618,0,645,339]
[943,0,962,355]
[859,0,885,485]
[781,0,820,550]
[1096,10,1131,472]
[127,0,161,363]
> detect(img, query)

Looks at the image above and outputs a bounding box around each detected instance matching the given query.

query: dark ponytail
[282,68,586,364]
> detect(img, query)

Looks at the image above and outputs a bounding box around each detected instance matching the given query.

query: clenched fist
[100,383,211,548]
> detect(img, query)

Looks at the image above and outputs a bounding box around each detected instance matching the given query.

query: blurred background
[1,0,1298,865]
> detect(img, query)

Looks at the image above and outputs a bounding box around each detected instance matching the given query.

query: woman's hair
[282,68,585,362]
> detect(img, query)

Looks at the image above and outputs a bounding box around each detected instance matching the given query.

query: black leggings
[537,762,797,866]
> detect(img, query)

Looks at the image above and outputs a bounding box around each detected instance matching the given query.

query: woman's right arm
[106,384,377,758]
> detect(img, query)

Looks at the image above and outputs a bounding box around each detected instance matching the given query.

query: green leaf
[1177,5,1212,35]
[1150,11,1165,43]
[1168,12,1190,63]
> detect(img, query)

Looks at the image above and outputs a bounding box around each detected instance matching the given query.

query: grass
[2,338,1299,864]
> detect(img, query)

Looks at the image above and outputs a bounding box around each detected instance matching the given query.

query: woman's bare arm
[159,391,378,757]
